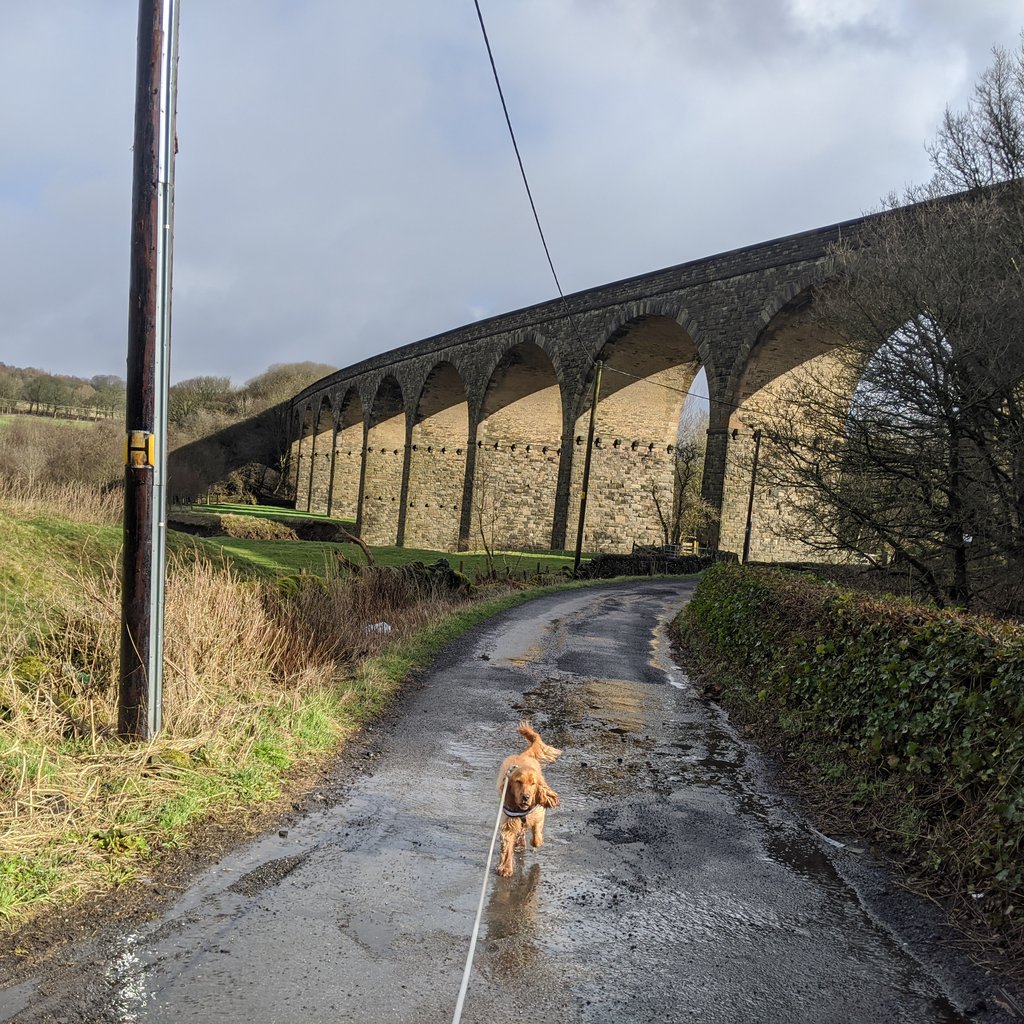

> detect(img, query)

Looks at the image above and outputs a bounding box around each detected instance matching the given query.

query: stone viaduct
[286,211,875,559]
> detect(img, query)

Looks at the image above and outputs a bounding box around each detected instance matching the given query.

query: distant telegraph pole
[573,360,603,572]
[741,429,762,565]
[120,0,180,740]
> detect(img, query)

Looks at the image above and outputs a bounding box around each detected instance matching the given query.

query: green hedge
[677,563,1024,926]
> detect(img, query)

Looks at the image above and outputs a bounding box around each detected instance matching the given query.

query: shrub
[678,563,1024,932]
[0,418,121,490]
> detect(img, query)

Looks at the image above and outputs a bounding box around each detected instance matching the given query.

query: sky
[1,1,1022,387]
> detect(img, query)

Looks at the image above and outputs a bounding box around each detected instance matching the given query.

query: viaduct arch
[287,212,882,559]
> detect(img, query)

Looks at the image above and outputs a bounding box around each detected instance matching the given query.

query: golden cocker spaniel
[495,722,561,878]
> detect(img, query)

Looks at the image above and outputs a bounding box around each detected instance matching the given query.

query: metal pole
[741,429,762,565]
[573,360,603,571]
[120,0,179,740]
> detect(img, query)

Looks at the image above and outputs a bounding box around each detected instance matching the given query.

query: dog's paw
[496,863,514,878]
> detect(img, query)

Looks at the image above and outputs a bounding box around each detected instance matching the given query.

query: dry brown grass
[0,477,122,527]
[271,563,465,668]
[0,417,122,495]
[0,532,471,927]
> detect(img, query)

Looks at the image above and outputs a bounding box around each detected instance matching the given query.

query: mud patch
[227,853,309,896]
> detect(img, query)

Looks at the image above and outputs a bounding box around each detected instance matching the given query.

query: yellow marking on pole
[125,430,155,468]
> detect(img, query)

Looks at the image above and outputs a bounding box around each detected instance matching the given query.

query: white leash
[451,767,514,1024]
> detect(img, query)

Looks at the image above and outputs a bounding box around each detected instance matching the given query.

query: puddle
[500,642,545,668]
[761,827,844,886]
[485,861,543,941]
[446,733,500,773]
[0,978,37,1020]
[106,932,151,1023]
[338,912,404,957]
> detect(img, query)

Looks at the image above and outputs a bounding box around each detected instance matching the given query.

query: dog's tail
[518,721,561,763]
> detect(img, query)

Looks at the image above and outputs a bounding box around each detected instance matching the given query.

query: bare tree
[0,370,21,413]
[751,40,1024,611]
[650,409,718,550]
[243,363,336,413]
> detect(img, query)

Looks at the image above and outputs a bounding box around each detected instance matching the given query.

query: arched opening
[293,403,315,511]
[308,394,334,514]
[721,290,845,560]
[361,377,405,545]
[746,306,1008,606]
[328,389,364,524]
[405,363,469,551]
[566,316,705,553]
[472,343,562,551]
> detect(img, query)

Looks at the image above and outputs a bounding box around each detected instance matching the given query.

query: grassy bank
[674,563,1024,951]
[0,486,591,932]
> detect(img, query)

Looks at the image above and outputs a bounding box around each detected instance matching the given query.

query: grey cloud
[0,1,1021,384]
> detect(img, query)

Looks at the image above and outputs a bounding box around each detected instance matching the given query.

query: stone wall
[329,392,364,523]
[405,447,466,551]
[469,443,562,551]
[361,379,405,546]
[293,435,311,512]
[404,364,468,550]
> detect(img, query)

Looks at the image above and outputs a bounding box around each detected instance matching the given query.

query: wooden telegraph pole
[573,360,603,572]
[741,429,762,565]
[120,0,180,740]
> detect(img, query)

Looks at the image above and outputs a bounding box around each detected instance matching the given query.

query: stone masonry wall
[330,443,362,523]
[404,446,466,551]
[470,443,562,551]
[360,446,404,546]
[287,209,902,556]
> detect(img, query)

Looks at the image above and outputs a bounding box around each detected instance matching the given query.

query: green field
[199,537,577,578]
[0,412,100,430]
[178,503,582,577]
[0,508,578,621]
[181,501,355,528]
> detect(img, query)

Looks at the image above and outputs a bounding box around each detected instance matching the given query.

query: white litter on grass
[365,622,392,635]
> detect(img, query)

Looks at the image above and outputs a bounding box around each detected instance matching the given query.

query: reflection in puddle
[484,862,543,980]
[501,643,545,668]
[106,932,150,1022]
[762,828,843,886]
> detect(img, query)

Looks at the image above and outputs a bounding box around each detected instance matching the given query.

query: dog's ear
[538,782,559,809]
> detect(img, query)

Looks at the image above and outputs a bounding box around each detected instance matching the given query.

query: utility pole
[120,0,180,740]
[573,360,603,572]
[741,429,762,565]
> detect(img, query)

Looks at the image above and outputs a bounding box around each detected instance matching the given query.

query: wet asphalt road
[1,580,1010,1023]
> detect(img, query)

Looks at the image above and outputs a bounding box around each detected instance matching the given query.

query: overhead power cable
[471,2,720,413]
[472,0,567,303]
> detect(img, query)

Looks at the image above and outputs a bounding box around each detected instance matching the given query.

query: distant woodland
[0,363,126,420]
[0,361,336,502]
